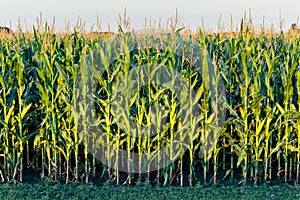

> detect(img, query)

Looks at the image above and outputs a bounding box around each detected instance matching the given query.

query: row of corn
[0,25,300,186]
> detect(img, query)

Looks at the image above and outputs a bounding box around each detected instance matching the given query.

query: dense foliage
[0,25,300,187]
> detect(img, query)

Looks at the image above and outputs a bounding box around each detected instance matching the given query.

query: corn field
[0,21,300,186]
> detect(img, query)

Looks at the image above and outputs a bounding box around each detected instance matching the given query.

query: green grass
[0,183,300,200]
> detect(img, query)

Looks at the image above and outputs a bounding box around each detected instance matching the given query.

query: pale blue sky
[1,0,299,32]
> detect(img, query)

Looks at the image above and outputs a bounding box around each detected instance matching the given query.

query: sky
[1,0,300,32]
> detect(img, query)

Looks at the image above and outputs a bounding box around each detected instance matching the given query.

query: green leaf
[5,103,15,124]
[256,119,265,135]
[21,104,32,119]
[276,103,285,115]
